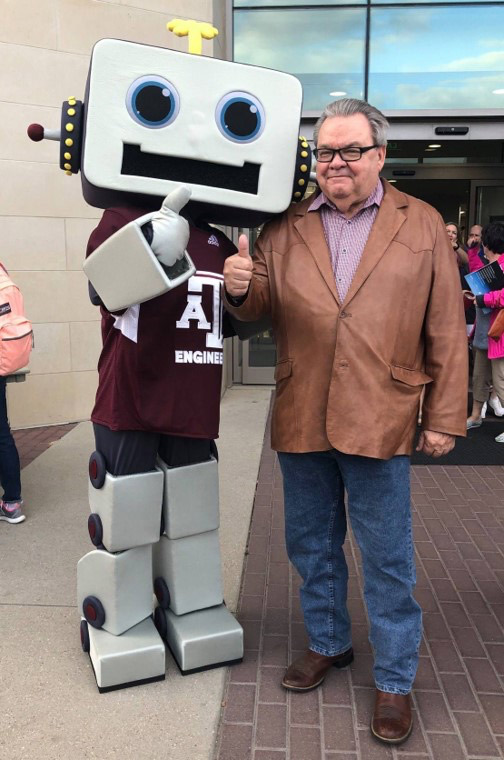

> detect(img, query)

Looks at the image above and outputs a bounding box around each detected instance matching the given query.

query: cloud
[234,9,366,73]
[375,72,504,108]
[437,50,504,72]
[370,8,435,49]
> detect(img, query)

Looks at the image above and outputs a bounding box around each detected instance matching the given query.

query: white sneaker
[495,432,504,443]
[481,402,487,419]
[489,396,504,417]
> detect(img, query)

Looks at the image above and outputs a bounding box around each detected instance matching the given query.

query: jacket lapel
[342,183,407,306]
[294,205,340,305]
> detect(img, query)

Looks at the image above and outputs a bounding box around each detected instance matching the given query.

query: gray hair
[313,99,389,147]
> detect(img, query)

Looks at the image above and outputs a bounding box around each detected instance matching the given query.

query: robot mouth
[121,144,260,194]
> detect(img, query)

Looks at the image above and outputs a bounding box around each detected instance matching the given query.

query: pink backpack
[0,264,33,375]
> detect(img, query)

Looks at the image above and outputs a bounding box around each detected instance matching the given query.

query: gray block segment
[85,616,166,690]
[158,456,219,539]
[89,468,164,552]
[77,546,153,636]
[83,217,195,312]
[153,532,223,615]
[160,604,243,672]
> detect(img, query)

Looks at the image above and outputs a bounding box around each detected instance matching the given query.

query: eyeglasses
[313,145,379,163]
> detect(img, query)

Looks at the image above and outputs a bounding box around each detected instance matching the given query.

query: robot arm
[83,189,195,313]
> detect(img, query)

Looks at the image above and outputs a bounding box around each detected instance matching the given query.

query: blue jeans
[278,449,422,695]
[0,377,21,502]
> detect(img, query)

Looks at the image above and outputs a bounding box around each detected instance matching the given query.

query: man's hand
[416,430,455,458]
[150,186,191,267]
[223,234,253,297]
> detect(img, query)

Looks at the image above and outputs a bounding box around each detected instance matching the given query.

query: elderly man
[224,98,467,745]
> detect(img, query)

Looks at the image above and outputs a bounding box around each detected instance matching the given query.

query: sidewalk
[215,414,504,760]
[0,386,272,760]
[3,391,504,760]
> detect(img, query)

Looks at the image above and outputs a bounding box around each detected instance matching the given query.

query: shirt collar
[308,179,384,214]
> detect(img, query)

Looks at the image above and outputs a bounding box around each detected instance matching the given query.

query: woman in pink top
[471,222,504,442]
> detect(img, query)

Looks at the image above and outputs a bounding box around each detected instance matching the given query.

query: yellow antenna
[167,18,218,55]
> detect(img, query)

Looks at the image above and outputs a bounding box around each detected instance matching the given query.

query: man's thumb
[161,186,192,215]
[238,233,251,258]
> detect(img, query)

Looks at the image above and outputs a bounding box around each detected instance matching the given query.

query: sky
[234,5,504,109]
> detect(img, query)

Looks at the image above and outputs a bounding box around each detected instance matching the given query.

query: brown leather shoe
[281,648,354,692]
[371,689,413,745]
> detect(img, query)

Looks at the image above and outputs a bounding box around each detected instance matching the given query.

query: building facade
[3,0,504,418]
[1,0,227,427]
[231,0,504,382]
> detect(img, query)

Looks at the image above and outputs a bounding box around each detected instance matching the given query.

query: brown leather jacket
[225,180,468,458]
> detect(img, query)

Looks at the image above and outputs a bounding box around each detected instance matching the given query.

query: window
[234,1,504,113]
[369,5,504,109]
[234,8,366,111]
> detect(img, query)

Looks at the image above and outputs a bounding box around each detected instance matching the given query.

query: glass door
[233,226,275,384]
[240,328,276,384]
[470,181,504,227]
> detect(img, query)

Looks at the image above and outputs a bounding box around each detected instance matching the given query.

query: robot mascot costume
[28,21,311,692]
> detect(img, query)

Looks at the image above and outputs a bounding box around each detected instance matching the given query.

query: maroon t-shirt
[87,207,236,438]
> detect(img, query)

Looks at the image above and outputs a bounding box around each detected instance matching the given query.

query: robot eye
[126,76,180,129]
[216,92,265,143]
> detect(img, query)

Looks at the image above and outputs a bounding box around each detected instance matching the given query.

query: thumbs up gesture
[150,186,192,267]
[224,234,253,297]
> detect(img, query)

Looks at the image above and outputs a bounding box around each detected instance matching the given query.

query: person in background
[467,223,482,251]
[465,223,504,426]
[445,221,468,268]
[0,377,24,524]
[446,222,475,355]
[469,222,504,441]
[467,224,487,273]
[224,98,467,747]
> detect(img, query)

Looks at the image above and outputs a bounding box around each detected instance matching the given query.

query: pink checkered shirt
[308,180,384,301]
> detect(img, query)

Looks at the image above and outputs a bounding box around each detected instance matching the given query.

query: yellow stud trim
[65,123,74,132]
[294,192,302,198]
[300,135,306,141]
[64,163,72,170]
[301,151,308,158]
[65,138,73,147]
[68,100,76,106]
[300,164,308,172]
[65,171,72,176]
[64,152,71,160]
[302,141,308,148]
[68,96,76,101]
[67,108,76,116]
[298,179,305,186]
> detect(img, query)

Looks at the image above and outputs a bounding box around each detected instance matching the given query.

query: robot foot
[80,616,166,693]
[154,603,243,675]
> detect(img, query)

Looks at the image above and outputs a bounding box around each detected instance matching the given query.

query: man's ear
[377,146,386,171]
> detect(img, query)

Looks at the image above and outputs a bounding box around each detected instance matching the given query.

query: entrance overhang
[300,109,504,142]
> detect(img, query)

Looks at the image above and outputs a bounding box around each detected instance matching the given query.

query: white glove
[150,186,192,267]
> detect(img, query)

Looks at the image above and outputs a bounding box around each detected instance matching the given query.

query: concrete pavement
[0,386,272,760]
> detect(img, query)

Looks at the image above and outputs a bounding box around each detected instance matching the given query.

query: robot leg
[153,455,243,673]
[77,451,166,692]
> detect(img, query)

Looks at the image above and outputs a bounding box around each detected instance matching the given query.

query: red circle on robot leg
[88,513,104,547]
[89,451,107,489]
[83,595,106,629]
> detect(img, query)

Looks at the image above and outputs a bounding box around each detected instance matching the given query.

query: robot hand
[150,187,192,267]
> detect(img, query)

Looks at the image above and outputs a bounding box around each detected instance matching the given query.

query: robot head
[28,38,311,227]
